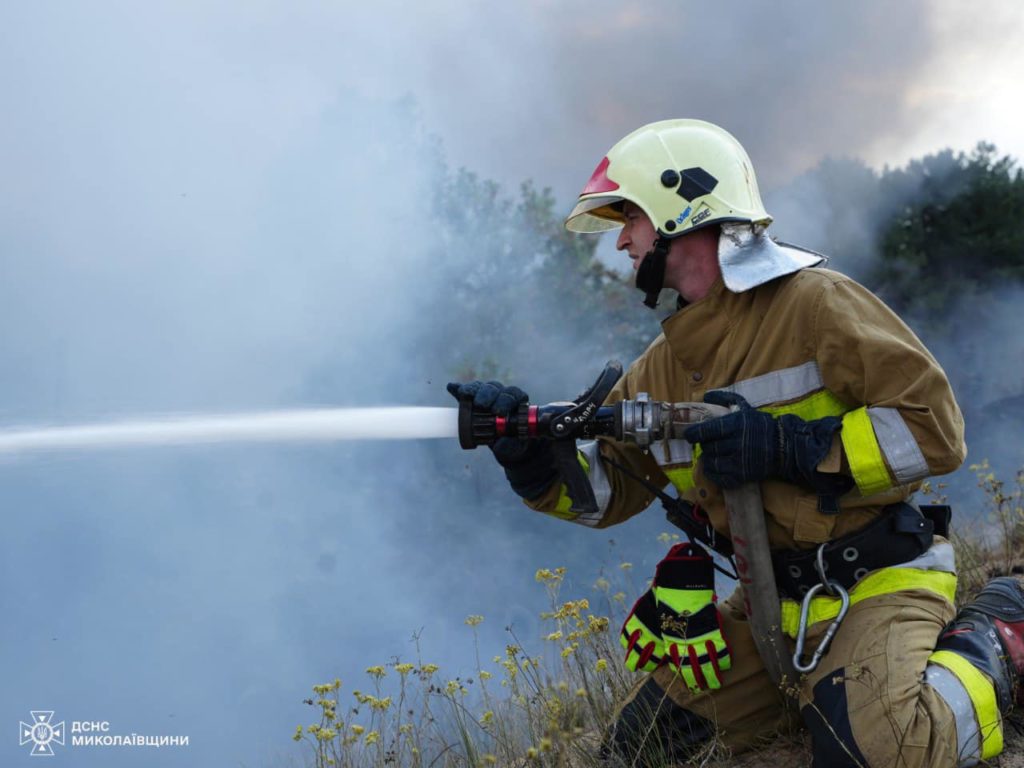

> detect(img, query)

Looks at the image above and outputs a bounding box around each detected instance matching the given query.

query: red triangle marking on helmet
[581,156,620,195]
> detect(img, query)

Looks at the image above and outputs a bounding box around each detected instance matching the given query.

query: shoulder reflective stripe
[892,541,956,574]
[780,567,957,637]
[868,407,930,485]
[929,650,1003,760]
[762,389,848,421]
[840,407,892,495]
[713,361,823,407]
[663,467,695,493]
[924,663,982,765]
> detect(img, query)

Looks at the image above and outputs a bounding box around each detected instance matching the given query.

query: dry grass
[293,466,1024,767]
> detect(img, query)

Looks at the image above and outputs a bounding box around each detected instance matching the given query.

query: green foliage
[428,169,653,395]
[871,143,1024,324]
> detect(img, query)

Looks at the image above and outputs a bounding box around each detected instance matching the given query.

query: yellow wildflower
[481,710,494,725]
[526,747,539,760]
[292,725,303,742]
[595,658,608,672]
[480,670,493,680]
[576,688,587,698]
[370,696,391,711]
[351,724,365,735]
[399,724,413,734]
[465,615,484,626]
[619,562,633,571]
[545,631,563,641]
[540,737,553,752]
[484,754,497,764]
[395,663,414,675]
[593,577,610,591]
[365,730,380,745]
[420,663,439,676]
[365,666,386,678]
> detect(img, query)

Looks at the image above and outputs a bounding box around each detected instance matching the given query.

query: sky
[1,2,1023,766]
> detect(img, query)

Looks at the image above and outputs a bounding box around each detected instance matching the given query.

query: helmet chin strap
[635,236,672,309]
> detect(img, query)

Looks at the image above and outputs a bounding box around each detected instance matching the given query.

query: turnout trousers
[608,540,1005,767]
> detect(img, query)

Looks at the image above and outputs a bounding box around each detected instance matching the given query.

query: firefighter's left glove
[446,380,558,500]
[653,542,731,691]
[620,589,665,672]
[683,391,848,495]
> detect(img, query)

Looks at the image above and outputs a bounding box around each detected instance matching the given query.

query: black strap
[772,502,935,600]
[600,453,737,580]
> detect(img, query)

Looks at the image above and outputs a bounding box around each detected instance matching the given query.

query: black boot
[935,576,1024,712]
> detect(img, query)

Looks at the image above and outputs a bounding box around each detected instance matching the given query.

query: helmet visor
[565,196,625,233]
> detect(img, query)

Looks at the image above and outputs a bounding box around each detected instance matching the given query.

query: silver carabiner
[792,580,851,674]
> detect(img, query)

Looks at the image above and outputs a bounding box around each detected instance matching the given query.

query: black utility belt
[772,502,951,602]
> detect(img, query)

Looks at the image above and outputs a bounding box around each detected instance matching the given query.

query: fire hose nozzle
[456,361,623,449]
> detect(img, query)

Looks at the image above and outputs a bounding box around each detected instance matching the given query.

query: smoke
[1,2,1022,767]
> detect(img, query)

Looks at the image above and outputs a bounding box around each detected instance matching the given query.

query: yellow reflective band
[550,486,577,519]
[928,650,1004,759]
[548,450,593,521]
[664,467,695,492]
[763,389,848,421]
[780,568,957,637]
[841,406,892,495]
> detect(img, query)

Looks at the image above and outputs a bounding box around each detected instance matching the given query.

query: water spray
[0,407,458,455]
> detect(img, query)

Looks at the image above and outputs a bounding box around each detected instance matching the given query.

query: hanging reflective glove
[653,542,731,691]
[619,589,665,672]
[683,391,852,496]
[446,380,559,499]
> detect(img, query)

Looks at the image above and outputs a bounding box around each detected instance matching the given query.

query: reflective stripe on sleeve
[924,662,982,766]
[662,466,695,493]
[928,650,1003,760]
[868,407,930,485]
[656,439,693,465]
[550,442,611,527]
[840,407,892,495]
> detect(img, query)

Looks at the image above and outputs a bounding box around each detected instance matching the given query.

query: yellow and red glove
[620,589,665,672]
[653,542,731,691]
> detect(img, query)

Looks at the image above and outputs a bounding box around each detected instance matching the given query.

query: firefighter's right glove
[620,589,665,672]
[446,380,558,500]
[653,542,731,691]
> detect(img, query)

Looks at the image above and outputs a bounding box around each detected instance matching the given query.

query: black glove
[683,391,852,496]
[446,380,559,500]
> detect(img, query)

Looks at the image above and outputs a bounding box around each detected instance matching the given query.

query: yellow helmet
[565,119,772,237]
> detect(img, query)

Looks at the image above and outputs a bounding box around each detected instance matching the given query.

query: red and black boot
[936,576,1024,712]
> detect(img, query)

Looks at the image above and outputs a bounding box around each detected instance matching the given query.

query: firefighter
[449,119,1023,766]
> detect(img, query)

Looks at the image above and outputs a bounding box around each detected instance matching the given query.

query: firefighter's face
[615,202,658,272]
[616,201,719,303]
